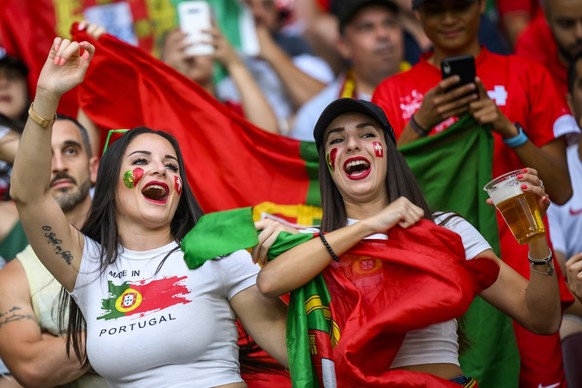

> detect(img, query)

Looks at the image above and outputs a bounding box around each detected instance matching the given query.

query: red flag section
[72,28,318,213]
[0,0,78,116]
[323,220,498,386]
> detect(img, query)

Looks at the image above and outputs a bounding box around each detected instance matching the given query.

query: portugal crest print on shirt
[98,276,191,320]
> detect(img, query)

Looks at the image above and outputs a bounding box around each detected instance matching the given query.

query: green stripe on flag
[399,114,519,387]
[181,207,258,269]
[300,141,321,207]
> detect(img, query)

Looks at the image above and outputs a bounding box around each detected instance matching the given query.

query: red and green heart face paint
[122,168,144,189]
[326,148,337,173]
[174,176,182,196]
[373,142,384,158]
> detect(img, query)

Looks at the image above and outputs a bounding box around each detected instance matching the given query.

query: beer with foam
[484,171,545,244]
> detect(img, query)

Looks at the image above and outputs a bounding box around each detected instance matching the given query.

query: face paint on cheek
[122,168,144,189]
[132,168,144,185]
[373,142,384,158]
[326,148,337,173]
[174,176,183,196]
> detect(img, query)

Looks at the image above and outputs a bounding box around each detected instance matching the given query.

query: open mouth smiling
[141,181,169,202]
[343,157,371,180]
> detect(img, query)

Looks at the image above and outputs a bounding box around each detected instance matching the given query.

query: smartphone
[441,55,476,94]
[178,1,214,56]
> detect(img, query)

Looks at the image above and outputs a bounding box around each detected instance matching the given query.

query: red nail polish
[521,184,527,189]
[522,168,527,173]
[517,174,523,179]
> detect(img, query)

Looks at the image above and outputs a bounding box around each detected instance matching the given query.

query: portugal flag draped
[182,209,500,387]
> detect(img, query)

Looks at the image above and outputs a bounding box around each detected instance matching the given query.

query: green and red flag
[72,27,321,213]
[399,115,520,387]
[98,275,191,320]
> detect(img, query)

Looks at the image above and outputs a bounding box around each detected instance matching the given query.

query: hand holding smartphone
[440,55,476,95]
[178,1,214,56]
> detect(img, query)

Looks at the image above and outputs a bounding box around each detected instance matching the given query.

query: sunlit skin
[115,133,182,242]
[323,112,389,208]
[0,67,28,120]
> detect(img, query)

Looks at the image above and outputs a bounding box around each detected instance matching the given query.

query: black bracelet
[409,115,430,137]
[319,232,340,262]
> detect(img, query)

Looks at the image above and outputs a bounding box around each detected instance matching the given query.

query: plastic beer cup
[483,170,545,244]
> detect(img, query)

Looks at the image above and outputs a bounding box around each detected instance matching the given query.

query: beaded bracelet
[409,115,430,137]
[319,233,340,262]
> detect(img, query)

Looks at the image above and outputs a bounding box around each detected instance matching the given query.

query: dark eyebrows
[325,121,380,140]
[62,140,83,149]
[128,150,178,162]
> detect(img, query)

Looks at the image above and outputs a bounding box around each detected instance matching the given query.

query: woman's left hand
[253,219,298,266]
[36,37,95,98]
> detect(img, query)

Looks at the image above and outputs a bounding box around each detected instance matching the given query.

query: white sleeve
[215,249,259,300]
[436,214,492,260]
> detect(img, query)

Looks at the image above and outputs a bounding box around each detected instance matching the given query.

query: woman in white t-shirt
[10,38,288,387]
[254,98,560,386]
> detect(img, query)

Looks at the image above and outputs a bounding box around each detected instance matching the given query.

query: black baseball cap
[313,98,396,151]
[0,48,28,77]
[412,0,475,9]
[337,0,399,34]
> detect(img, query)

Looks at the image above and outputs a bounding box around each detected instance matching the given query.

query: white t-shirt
[71,237,259,387]
[547,142,582,259]
[345,213,491,367]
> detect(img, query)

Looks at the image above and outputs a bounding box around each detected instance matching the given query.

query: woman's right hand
[253,219,299,266]
[36,37,95,98]
[363,197,425,234]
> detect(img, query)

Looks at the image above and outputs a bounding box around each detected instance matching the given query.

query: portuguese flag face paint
[98,276,191,320]
[122,168,144,189]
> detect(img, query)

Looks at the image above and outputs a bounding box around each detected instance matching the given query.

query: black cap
[313,98,396,151]
[412,0,475,9]
[337,0,399,34]
[0,48,28,77]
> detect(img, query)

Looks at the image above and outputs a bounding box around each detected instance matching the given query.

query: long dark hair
[318,130,434,232]
[60,127,204,364]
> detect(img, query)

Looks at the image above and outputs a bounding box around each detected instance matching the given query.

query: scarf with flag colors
[182,208,499,387]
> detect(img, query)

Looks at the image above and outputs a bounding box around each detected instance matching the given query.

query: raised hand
[566,253,582,303]
[37,37,95,98]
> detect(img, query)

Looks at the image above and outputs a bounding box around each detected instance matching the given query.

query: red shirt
[372,48,573,279]
[515,13,568,98]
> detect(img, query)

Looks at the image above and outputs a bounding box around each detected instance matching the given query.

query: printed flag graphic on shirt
[98,276,191,320]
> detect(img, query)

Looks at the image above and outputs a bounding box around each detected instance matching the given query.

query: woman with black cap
[255,98,560,386]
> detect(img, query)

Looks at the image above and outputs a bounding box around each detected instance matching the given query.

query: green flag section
[98,276,191,320]
[399,114,520,387]
[72,28,321,212]
[182,207,258,269]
